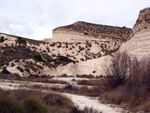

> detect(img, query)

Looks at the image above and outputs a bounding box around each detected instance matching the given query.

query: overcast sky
[0,0,149,40]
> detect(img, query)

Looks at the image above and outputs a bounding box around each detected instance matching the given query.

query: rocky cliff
[53,21,132,42]
[119,8,150,59]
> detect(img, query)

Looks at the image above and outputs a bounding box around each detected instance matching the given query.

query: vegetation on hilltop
[0,36,5,42]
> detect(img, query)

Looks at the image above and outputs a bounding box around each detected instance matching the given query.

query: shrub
[33,54,43,62]
[23,96,49,113]
[70,106,101,113]
[103,52,138,89]
[0,97,22,113]
[80,58,84,61]
[43,93,74,109]
[16,37,26,45]
[99,88,126,105]
[50,43,56,46]
[11,62,15,67]
[2,67,10,74]
[78,80,89,85]
[46,47,50,52]
[17,66,24,72]
[100,52,150,111]
[77,80,103,86]
[141,98,150,112]
[0,36,4,42]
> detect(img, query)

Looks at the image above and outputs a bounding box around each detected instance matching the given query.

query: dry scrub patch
[0,89,77,113]
[98,52,150,112]
[0,73,69,84]
[77,79,105,86]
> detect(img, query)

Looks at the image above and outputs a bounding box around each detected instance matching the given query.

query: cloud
[0,0,150,40]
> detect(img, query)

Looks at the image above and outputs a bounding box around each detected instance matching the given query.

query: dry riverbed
[0,79,129,113]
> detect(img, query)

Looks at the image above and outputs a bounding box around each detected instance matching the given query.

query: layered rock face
[53,21,132,42]
[119,8,150,59]
[133,8,150,33]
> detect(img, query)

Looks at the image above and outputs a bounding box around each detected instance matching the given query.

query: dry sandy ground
[64,93,128,113]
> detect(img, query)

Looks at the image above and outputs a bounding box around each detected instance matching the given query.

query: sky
[0,0,149,40]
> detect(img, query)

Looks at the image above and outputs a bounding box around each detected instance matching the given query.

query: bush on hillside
[2,67,10,74]
[33,54,43,62]
[0,36,4,42]
[16,37,26,45]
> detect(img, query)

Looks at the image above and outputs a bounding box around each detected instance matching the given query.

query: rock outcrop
[119,8,150,59]
[133,8,150,33]
[53,21,132,42]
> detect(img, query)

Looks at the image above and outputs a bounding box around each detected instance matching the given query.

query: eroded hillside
[0,32,124,77]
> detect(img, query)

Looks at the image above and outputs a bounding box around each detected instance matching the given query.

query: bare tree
[103,52,138,89]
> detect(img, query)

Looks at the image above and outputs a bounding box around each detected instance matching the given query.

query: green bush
[2,67,10,74]
[0,36,4,42]
[33,54,43,62]
[23,96,49,113]
[17,66,24,72]
[0,97,22,113]
[17,37,26,45]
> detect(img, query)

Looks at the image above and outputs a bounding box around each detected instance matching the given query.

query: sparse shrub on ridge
[0,36,4,42]
[16,37,26,45]
[2,67,10,74]
[33,54,43,62]
[17,66,24,72]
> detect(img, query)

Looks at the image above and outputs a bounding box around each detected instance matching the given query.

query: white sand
[64,93,128,113]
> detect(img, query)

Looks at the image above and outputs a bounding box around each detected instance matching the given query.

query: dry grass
[23,96,49,113]
[70,106,102,113]
[44,93,74,113]
[140,98,150,112]
[0,89,76,113]
[98,52,150,112]
[0,73,68,84]
[77,79,105,86]
[51,84,104,97]
[99,89,126,104]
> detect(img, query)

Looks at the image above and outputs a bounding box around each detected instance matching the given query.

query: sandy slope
[119,29,150,59]
[49,55,112,76]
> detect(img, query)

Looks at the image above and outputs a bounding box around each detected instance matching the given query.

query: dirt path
[64,93,128,113]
